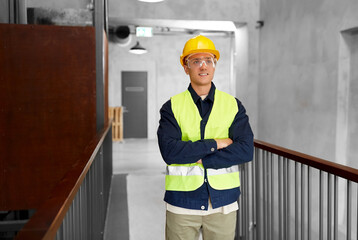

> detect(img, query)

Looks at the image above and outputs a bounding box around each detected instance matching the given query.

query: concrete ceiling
[108,18,244,36]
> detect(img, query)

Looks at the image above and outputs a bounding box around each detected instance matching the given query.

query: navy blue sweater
[157,83,254,210]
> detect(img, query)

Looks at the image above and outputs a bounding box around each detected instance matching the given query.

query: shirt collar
[188,83,216,103]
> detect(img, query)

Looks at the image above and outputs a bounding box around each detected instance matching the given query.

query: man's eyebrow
[191,57,212,60]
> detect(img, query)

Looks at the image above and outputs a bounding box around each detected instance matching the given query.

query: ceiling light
[129,41,148,54]
[138,0,165,2]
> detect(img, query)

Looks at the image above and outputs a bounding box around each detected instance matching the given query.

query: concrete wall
[108,0,260,139]
[108,0,251,22]
[348,34,358,167]
[27,0,89,9]
[258,0,358,164]
[0,1,9,23]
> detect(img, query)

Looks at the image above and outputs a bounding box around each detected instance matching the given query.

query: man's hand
[215,138,233,150]
[196,139,232,164]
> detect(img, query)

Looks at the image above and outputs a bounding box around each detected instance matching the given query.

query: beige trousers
[165,210,237,240]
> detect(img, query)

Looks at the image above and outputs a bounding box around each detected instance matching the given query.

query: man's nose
[199,60,207,69]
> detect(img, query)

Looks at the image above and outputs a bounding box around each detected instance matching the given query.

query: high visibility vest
[166,89,240,191]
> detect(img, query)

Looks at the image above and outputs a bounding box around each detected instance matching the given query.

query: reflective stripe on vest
[207,165,240,190]
[165,163,204,191]
[166,89,240,191]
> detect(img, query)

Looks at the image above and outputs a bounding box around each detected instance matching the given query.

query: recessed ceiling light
[138,0,165,2]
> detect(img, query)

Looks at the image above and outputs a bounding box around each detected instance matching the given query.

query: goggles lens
[187,57,217,69]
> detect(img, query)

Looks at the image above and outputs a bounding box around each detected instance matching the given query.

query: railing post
[334,176,338,240]
[327,173,332,240]
[270,153,274,240]
[347,180,352,240]
[319,171,324,240]
[295,162,299,240]
[244,162,249,239]
[287,158,290,239]
[255,148,261,240]
[252,149,257,240]
[278,156,283,240]
[283,157,287,240]
[307,167,311,240]
[263,151,267,239]
[238,165,243,239]
[242,163,246,239]
[301,164,306,240]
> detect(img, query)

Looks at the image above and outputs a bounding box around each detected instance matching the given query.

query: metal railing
[237,139,358,240]
[15,123,112,240]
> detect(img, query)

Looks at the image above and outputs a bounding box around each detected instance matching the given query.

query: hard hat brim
[180,49,220,66]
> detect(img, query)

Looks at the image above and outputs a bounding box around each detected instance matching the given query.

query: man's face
[184,53,216,89]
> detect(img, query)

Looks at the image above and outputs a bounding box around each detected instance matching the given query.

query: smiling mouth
[199,73,209,76]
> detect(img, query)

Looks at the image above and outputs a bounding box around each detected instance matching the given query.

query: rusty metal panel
[0,23,96,210]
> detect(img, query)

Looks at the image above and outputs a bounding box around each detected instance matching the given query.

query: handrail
[15,122,112,240]
[236,139,358,239]
[254,139,358,183]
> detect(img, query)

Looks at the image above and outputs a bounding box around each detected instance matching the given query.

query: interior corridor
[104,139,167,240]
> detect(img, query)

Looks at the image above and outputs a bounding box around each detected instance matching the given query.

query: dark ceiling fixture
[129,41,148,54]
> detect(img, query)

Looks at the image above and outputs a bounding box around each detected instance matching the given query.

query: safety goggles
[186,57,217,69]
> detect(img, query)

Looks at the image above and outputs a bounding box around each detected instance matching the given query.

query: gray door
[122,71,148,138]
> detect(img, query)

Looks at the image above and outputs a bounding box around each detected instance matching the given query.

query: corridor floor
[103,139,167,240]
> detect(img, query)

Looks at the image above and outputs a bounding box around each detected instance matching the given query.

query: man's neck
[191,83,211,96]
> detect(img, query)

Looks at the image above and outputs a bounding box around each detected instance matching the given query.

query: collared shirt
[157,82,254,210]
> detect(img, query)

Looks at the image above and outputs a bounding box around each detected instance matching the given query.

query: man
[157,35,254,240]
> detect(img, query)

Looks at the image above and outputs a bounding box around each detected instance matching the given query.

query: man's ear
[184,65,189,75]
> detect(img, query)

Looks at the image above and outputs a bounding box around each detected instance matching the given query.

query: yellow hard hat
[180,35,220,66]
